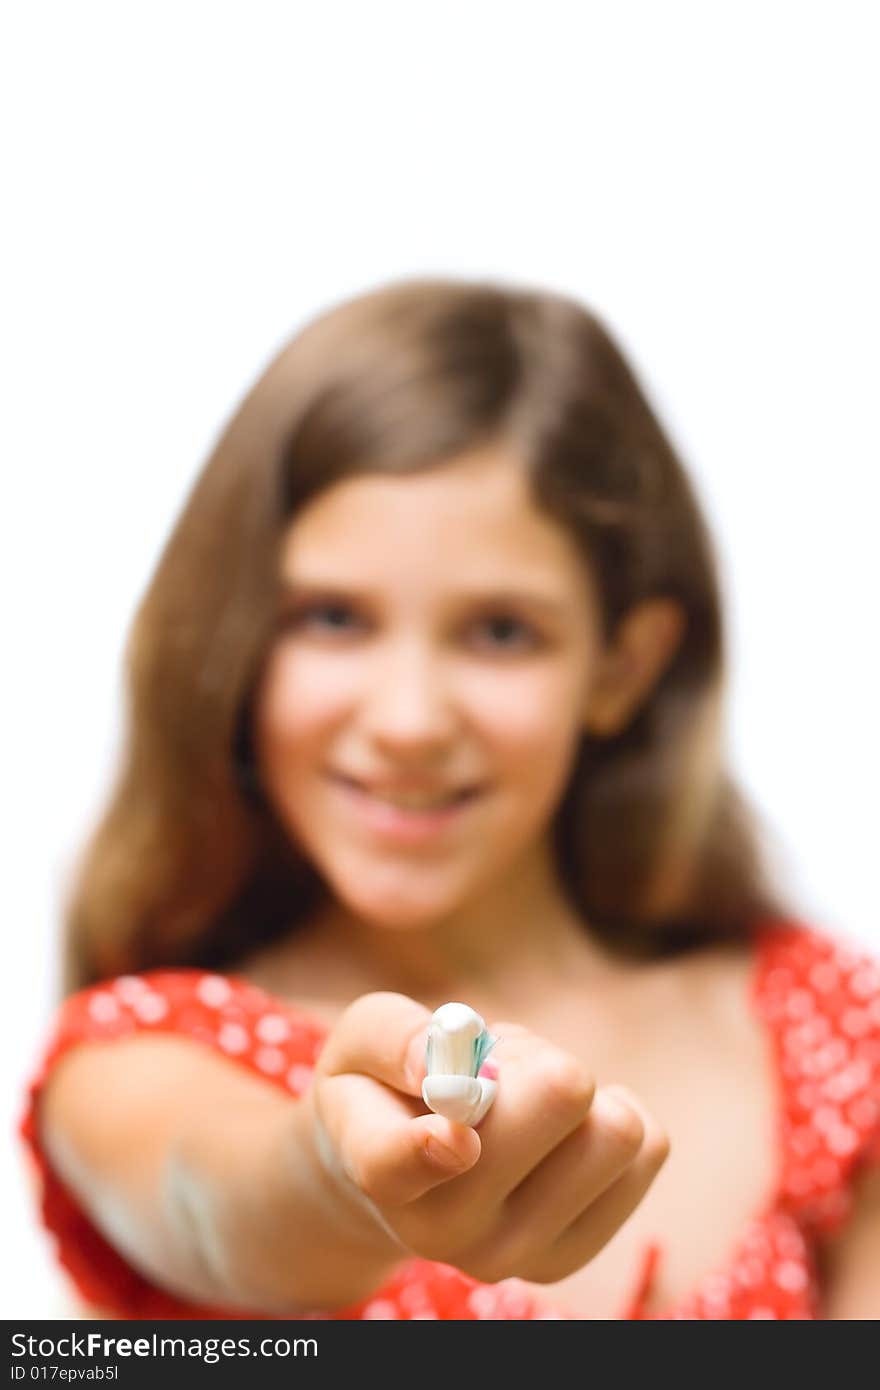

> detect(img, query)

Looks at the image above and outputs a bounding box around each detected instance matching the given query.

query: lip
[326,772,487,844]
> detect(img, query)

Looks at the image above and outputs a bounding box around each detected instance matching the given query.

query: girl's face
[253,445,607,930]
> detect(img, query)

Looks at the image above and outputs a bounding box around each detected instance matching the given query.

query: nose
[360,637,459,758]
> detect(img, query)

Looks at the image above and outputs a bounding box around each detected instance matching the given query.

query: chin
[330,870,468,932]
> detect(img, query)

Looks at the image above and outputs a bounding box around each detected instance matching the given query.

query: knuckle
[646,1124,671,1167]
[345,990,410,1024]
[539,1053,595,1113]
[599,1094,645,1153]
[491,1020,531,1038]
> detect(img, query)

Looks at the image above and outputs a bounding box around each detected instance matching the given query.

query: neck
[301,838,625,1015]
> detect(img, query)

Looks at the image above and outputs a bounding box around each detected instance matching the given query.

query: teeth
[371,790,460,810]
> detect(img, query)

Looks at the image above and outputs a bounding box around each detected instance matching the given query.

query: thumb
[316,990,434,1098]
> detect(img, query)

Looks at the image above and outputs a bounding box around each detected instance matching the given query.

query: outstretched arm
[38,1033,406,1314]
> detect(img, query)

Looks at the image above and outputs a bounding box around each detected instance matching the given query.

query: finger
[502,1086,649,1236]
[424,1024,596,1199]
[421,1075,498,1127]
[525,1091,671,1283]
[319,1071,482,1207]
[316,991,433,1098]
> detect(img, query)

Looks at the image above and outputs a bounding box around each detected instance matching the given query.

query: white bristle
[428,1002,487,1077]
[431,1002,485,1038]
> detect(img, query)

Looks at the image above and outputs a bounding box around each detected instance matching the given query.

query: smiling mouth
[328,772,485,812]
[326,772,486,811]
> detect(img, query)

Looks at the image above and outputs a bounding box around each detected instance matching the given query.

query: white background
[2,2,878,1317]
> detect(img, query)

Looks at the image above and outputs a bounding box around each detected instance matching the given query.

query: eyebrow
[279,578,571,618]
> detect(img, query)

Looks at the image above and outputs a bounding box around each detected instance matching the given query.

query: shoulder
[24,968,332,1123]
[751,915,880,1236]
[752,915,880,1045]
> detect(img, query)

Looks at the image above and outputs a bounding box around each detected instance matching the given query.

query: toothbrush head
[421,1001,500,1127]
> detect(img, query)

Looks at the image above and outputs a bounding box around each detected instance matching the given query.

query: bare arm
[38,989,670,1317]
[38,1035,407,1315]
[819,1163,880,1319]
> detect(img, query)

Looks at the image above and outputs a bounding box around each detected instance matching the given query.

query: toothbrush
[421,1002,499,1127]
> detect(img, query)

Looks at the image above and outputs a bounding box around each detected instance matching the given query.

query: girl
[21,278,880,1320]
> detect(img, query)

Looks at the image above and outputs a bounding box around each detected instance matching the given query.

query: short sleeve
[754,922,880,1240]
[18,969,329,1319]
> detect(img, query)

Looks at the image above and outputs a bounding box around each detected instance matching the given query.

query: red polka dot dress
[19,918,880,1319]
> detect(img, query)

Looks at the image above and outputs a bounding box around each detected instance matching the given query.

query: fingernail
[425,1133,468,1169]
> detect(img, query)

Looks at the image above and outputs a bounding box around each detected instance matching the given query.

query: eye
[471,614,541,652]
[283,601,364,635]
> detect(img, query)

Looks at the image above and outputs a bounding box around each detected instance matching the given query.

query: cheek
[465,668,586,775]
[254,650,352,763]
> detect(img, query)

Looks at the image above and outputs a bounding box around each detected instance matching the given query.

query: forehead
[279,447,594,602]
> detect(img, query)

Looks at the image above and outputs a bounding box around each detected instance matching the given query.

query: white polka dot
[773,1260,808,1293]
[813,1104,843,1132]
[848,1095,878,1129]
[841,1008,871,1039]
[398,1284,433,1315]
[766,967,794,991]
[736,1257,767,1287]
[286,1063,315,1092]
[825,1124,859,1157]
[702,1275,733,1314]
[255,1046,285,1075]
[748,1306,779,1319]
[868,998,880,1025]
[496,1283,532,1317]
[813,1040,849,1075]
[132,993,169,1024]
[88,992,120,1024]
[742,1225,772,1256]
[835,948,860,970]
[468,1287,501,1318]
[113,976,150,1003]
[409,1310,438,1319]
[785,989,815,1020]
[796,1082,819,1110]
[790,1125,819,1157]
[255,1014,291,1045]
[218,1022,249,1054]
[849,966,880,999]
[806,1018,831,1045]
[824,1060,869,1102]
[197,975,232,1008]
[783,1026,811,1056]
[809,962,839,994]
[362,1299,400,1319]
[775,1229,806,1259]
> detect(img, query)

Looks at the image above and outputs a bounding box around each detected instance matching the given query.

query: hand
[303,990,670,1285]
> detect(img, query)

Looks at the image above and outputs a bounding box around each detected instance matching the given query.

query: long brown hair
[62,277,784,993]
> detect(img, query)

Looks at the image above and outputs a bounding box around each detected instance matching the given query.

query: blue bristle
[473,1030,499,1074]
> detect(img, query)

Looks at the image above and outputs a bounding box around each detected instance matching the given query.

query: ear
[584,598,686,737]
